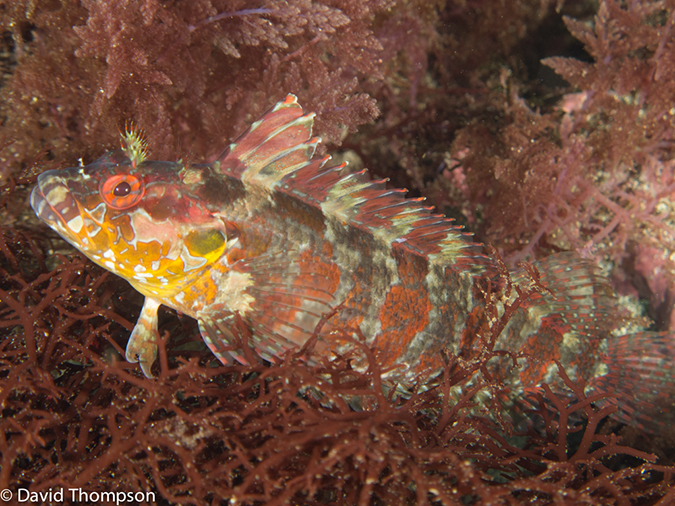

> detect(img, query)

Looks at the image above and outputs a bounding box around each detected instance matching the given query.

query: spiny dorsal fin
[219,94,480,269]
[218,95,317,188]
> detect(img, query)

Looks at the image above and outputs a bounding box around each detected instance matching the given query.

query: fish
[31,95,675,432]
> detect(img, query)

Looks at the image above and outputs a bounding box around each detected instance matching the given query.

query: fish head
[31,139,236,298]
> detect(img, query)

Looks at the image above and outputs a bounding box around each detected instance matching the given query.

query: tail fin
[589,331,675,433]
[508,254,675,433]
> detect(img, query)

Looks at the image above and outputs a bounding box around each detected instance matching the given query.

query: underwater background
[1,1,674,504]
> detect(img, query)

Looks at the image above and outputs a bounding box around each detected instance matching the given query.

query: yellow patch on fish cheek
[131,239,191,284]
[185,229,226,258]
[121,241,163,277]
[142,241,163,261]
[90,234,112,258]
[97,223,121,248]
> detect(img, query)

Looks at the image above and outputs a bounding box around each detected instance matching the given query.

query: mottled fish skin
[31,95,675,433]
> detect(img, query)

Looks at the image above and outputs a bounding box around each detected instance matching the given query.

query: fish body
[31,96,675,432]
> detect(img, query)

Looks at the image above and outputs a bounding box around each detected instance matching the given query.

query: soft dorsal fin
[218,94,481,269]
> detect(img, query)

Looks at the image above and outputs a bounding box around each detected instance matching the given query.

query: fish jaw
[31,169,91,251]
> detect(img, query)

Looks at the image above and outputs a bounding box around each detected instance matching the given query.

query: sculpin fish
[31,95,675,432]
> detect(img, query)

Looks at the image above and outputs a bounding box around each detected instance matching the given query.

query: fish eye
[100,173,145,209]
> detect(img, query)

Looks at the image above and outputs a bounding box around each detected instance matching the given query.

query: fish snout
[31,171,83,236]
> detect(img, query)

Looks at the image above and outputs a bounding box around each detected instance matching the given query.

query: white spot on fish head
[66,215,84,234]
[45,185,69,206]
[86,202,107,223]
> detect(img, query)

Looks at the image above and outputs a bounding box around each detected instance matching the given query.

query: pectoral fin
[196,248,338,366]
[125,297,161,378]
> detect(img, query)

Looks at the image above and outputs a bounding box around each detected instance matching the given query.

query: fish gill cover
[1,1,675,505]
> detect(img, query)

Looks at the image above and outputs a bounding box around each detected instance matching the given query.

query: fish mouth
[31,170,84,242]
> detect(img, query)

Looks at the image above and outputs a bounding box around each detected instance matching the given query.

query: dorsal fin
[217,95,317,188]
[218,94,481,269]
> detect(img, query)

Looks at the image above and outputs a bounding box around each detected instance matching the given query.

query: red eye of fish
[99,174,145,209]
